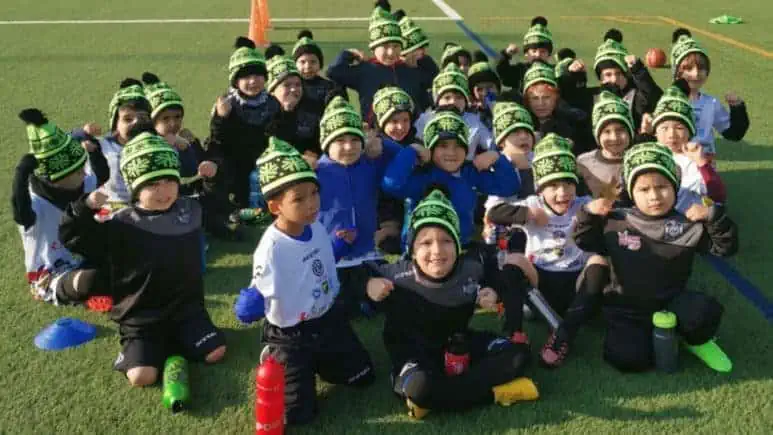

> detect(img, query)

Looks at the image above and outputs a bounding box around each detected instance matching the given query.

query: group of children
[13,0,748,425]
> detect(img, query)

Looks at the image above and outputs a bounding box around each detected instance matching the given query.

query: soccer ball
[646,48,667,68]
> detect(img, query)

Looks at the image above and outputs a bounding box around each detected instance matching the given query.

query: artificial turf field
[1,0,772,433]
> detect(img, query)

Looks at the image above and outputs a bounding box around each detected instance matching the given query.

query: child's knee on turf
[504,253,538,287]
[205,345,227,363]
[127,366,158,387]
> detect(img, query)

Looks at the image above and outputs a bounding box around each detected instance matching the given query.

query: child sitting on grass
[250,138,374,424]
[486,134,607,318]
[326,1,437,117]
[541,143,738,372]
[670,28,749,158]
[383,110,520,248]
[13,109,109,304]
[366,189,538,419]
[292,30,336,114]
[60,127,226,386]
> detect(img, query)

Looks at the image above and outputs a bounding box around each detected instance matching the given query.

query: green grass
[1,0,772,433]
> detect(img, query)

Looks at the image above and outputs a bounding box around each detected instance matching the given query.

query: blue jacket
[326,51,438,118]
[317,140,402,262]
[382,147,520,244]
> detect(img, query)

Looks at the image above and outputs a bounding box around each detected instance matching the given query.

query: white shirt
[18,175,97,281]
[691,93,731,155]
[251,221,340,328]
[99,136,131,203]
[502,195,591,272]
[674,153,708,212]
[414,111,495,160]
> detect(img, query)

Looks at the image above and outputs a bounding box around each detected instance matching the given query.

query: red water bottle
[444,333,470,376]
[256,355,285,435]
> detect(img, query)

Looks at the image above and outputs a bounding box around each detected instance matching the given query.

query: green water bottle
[162,356,190,413]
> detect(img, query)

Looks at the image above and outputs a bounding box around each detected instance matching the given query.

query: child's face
[412,226,457,279]
[472,82,499,103]
[432,139,466,173]
[632,172,676,217]
[598,121,631,158]
[296,53,321,79]
[115,106,148,143]
[383,111,412,142]
[268,181,320,226]
[52,166,86,190]
[526,48,550,62]
[599,67,628,89]
[678,54,709,92]
[437,91,467,112]
[137,178,179,211]
[273,75,303,111]
[526,85,558,121]
[374,42,402,66]
[328,134,363,166]
[237,74,266,97]
[457,56,471,75]
[501,130,534,158]
[655,120,690,153]
[541,180,576,215]
[153,107,183,137]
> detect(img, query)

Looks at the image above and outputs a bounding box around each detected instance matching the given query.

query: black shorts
[114,309,225,373]
[536,268,582,316]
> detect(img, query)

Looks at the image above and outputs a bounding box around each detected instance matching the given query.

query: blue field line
[447,9,773,324]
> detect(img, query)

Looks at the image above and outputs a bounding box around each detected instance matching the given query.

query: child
[366,189,538,418]
[414,63,494,161]
[371,85,417,253]
[561,29,663,133]
[206,36,280,208]
[577,88,635,198]
[316,96,401,315]
[250,138,374,424]
[393,9,436,111]
[521,61,591,154]
[326,1,437,116]
[292,30,336,114]
[486,134,606,317]
[467,51,502,129]
[383,110,520,247]
[265,47,323,162]
[649,80,726,204]
[496,16,554,93]
[542,142,738,372]
[60,129,226,386]
[141,72,237,239]
[13,109,109,304]
[671,28,750,157]
[100,78,151,206]
[441,42,472,74]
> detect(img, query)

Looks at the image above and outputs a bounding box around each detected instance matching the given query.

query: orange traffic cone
[259,0,272,29]
[249,0,268,47]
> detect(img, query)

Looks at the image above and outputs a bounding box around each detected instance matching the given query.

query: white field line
[0,16,452,25]
[431,0,463,20]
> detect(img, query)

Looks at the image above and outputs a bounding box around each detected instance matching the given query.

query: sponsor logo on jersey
[617,231,641,251]
[664,220,685,240]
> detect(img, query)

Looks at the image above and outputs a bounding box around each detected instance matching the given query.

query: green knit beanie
[369,4,403,50]
[671,28,710,79]
[441,43,470,67]
[523,16,553,53]
[141,72,184,120]
[108,79,150,132]
[623,142,680,198]
[532,133,578,190]
[423,111,469,151]
[120,132,181,194]
[395,10,429,55]
[292,30,324,65]
[492,102,535,145]
[523,61,558,93]
[372,86,415,130]
[592,90,634,142]
[410,189,461,254]
[652,80,696,137]
[319,96,365,152]
[594,29,629,77]
[256,137,318,199]
[19,109,88,182]
[554,48,576,79]
[432,63,470,104]
[228,37,267,83]
[467,52,501,91]
[266,54,302,93]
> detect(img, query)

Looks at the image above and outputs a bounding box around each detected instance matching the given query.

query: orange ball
[646,48,667,68]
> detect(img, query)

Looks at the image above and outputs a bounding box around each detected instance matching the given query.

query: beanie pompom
[604,28,623,43]
[672,28,691,43]
[374,0,391,12]
[324,87,349,107]
[673,78,691,96]
[234,36,256,49]
[393,9,406,21]
[141,72,161,85]
[423,182,450,199]
[265,44,285,60]
[443,42,457,50]
[18,108,48,126]
[297,29,313,40]
[599,83,623,97]
[557,48,576,61]
[472,50,489,63]
[531,16,548,26]
[119,78,143,89]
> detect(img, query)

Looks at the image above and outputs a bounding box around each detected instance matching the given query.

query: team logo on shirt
[312,259,324,277]
[664,220,685,240]
[321,280,330,294]
[617,231,641,251]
